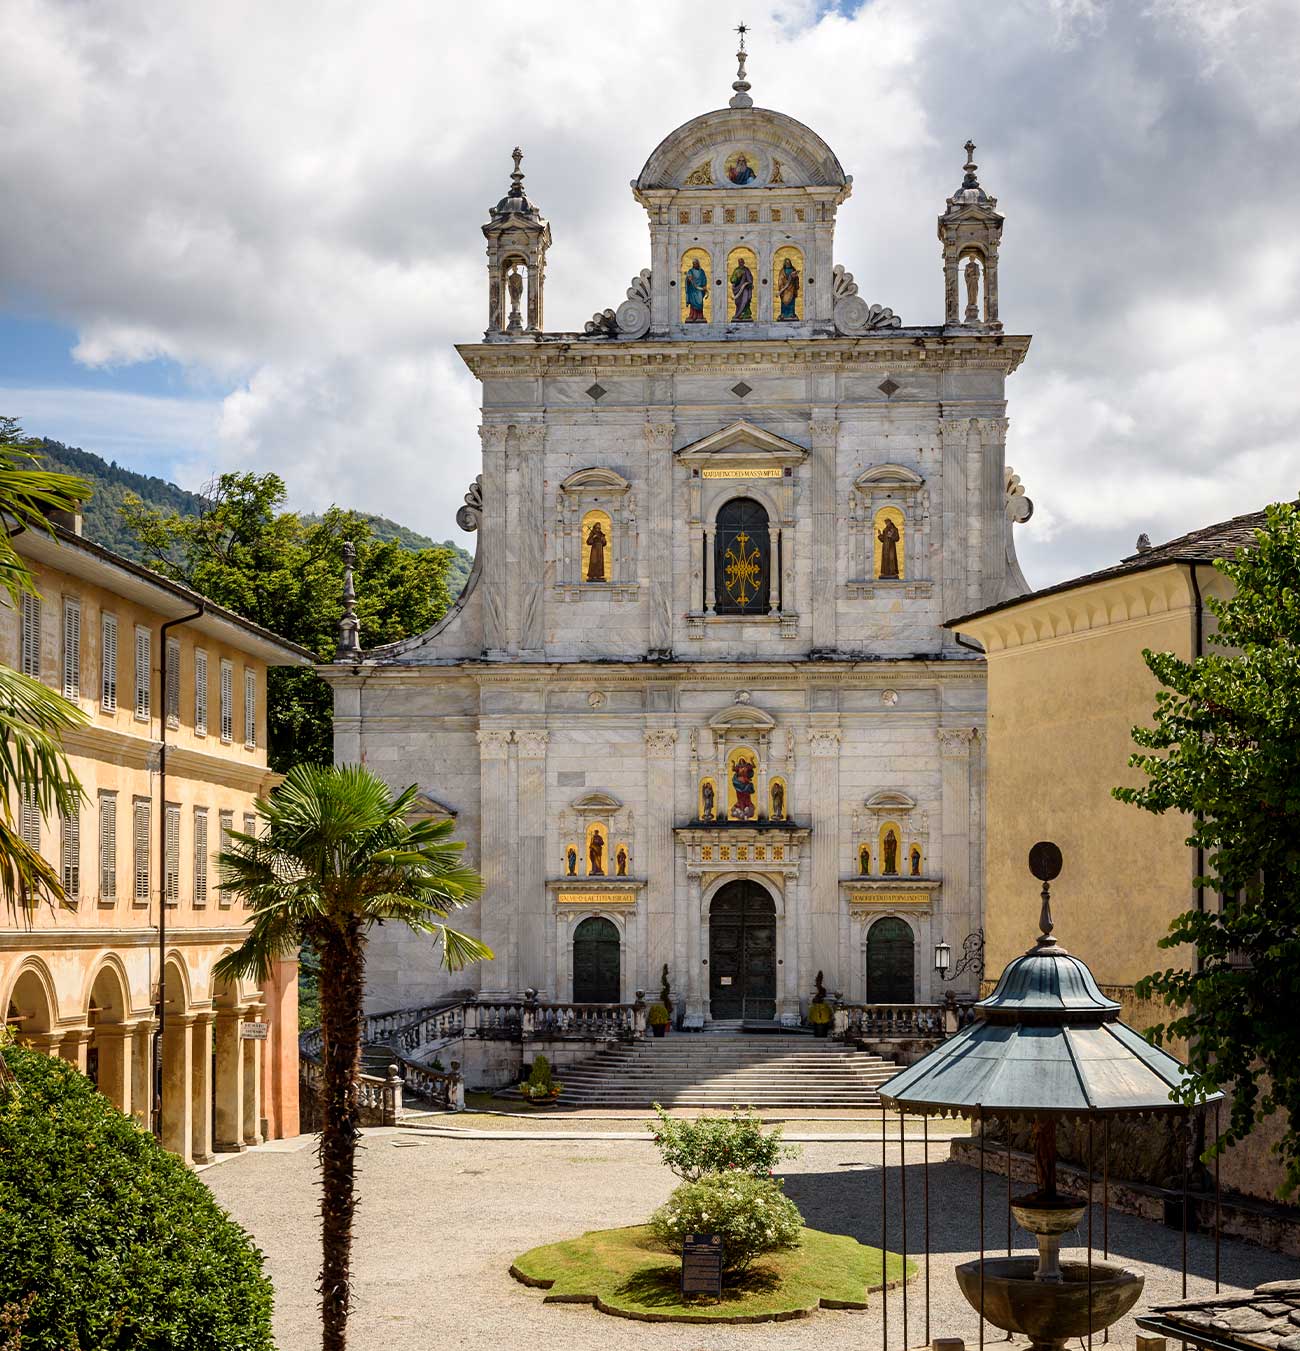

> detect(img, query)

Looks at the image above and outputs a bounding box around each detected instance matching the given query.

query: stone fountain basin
[956,1257,1144,1345]
[1010,1194,1088,1236]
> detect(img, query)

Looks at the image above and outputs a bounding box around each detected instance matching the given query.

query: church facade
[325,49,1035,1023]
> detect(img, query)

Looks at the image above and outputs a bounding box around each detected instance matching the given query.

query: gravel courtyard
[204,1126,1295,1351]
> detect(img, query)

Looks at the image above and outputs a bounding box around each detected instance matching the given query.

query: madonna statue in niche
[585,520,608,582]
[730,757,757,821]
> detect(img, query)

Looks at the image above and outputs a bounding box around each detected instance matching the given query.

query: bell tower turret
[482,147,551,339]
[938,141,1004,330]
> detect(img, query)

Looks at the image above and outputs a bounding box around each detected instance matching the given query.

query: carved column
[477,729,514,995]
[942,241,961,326]
[809,418,838,653]
[644,727,677,1000]
[704,526,717,614]
[808,724,842,999]
[514,426,546,655]
[984,241,1001,328]
[191,1012,215,1164]
[94,1023,134,1116]
[771,527,783,611]
[976,418,1009,609]
[644,423,675,656]
[214,1007,246,1151]
[479,424,510,658]
[162,1012,194,1164]
[242,1019,263,1146]
[939,727,977,996]
[940,418,971,632]
[515,729,549,994]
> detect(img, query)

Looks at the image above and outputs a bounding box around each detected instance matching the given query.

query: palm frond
[0,442,91,607]
[0,664,88,821]
[0,815,63,917]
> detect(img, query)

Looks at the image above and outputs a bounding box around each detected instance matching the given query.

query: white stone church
[326,46,1034,1025]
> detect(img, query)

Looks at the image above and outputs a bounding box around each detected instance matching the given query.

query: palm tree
[214,764,488,1351]
[0,418,90,914]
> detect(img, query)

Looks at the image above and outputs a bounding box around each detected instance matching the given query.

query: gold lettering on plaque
[557,892,636,905]
[700,466,783,479]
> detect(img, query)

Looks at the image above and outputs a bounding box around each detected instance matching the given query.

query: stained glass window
[714,497,770,615]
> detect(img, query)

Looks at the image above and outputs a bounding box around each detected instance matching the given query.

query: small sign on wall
[240,1022,269,1040]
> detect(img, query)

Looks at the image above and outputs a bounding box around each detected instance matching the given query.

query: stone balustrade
[834,1002,953,1040]
[299,1054,463,1125]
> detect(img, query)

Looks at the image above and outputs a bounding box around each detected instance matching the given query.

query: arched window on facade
[714,497,770,616]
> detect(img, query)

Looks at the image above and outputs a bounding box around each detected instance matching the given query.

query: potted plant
[659,964,673,1033]
[648,1002,671,1038]
[808,969,833,1038]
[518,1053,563,1106]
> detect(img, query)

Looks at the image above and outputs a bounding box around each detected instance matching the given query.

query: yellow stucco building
[952,507,1282,1197]
[1,520,312,1164]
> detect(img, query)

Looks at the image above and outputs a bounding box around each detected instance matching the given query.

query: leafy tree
[214,764,488,1351]
[1116,501,1300,1195]
[0,418,89,915]
[0,1038,274,1349]
[118,471,456,770]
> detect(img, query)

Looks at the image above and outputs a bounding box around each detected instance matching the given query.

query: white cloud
[1,0,1298,584]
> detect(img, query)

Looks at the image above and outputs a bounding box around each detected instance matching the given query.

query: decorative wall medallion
[588,690,606,708]
[585,383,607,401]
[724,149,759,185]
[881,689,900,706]
[735,689,752,704]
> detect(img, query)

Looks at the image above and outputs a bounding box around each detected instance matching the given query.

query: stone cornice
[456,333,1031,380]
[57,725,275,792]
[0,925,254,952]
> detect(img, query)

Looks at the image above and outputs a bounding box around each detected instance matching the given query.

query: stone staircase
[551,1032,900,1109]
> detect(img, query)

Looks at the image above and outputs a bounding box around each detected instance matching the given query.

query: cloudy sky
[1,0,1297,586]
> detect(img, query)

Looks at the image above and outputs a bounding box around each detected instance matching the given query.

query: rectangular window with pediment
[554,467,638,599]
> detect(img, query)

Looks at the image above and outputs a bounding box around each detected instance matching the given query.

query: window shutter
[134,627,151,719]
[165,638,180,725]
[194,650,208,734]
[220,661,233,741]
[99,795,117,901]
[20,785,41,850]
[62,599,81,699]
[20,593,41,679]
[60,808,80,898]
[193,808,208,905]
[243,812,256,837]
[244,668,256,747]
[164,805,180,903]
[101,613,118,710]
[133,799,150,900]
[218,810,234,904]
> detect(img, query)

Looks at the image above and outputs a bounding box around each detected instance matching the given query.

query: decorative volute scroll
[831,265,903,335]
[583,270,653,340]
[455,475,484,532]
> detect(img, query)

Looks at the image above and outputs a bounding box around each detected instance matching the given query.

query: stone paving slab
[203,1134,1295,1351]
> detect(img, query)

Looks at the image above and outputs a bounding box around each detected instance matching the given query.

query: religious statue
[964,255,981,323]
[683,256,709,323]
[701,781,715,821]
[729,256,754,322]
[877,518,901,579]
[911,846,922,877]
[616,846,628,877]
[585,521,608,582]
[506,264,524,330]
[776,256,800,321]
[859,844,870,876]
[566,846,577,877]
[588,829,605,876]
[770,780,785,820]
[730,757,757,821]
[883,828,899,875]
[727,152,757,184]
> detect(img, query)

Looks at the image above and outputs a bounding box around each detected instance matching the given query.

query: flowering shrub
[647,1105,800,1181]
[649,1172,803,1274]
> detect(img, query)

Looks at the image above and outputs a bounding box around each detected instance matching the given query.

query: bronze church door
[572,917,621,1003]
[866,917,915,1004]
[709,881,777,1020]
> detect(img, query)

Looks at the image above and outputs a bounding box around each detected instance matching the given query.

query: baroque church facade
[326,47,1035,1023]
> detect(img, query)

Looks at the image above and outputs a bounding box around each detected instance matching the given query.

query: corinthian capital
[938,726,977,757]
[808,727,842,756]
[974,417,1009,446]
[808,419,839,445]
[644,728,678,757]
[642,423,675,449]
[477,729,513,757]
[478,424,509,452]
[515,424,547,451]
[515,730,550,758]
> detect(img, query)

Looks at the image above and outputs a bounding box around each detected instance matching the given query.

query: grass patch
[511,1224,911,1323]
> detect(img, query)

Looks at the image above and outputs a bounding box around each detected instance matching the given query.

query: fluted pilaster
[644,726,677,1000]
[479,426,510,658]
[808,722,842,997]
[477,728,513,994]
[644,423,675,656]
[809,418,838,653]
[516,426,546,655]
[515,729,549,992]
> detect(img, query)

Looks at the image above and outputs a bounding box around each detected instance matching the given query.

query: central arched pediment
[708,701,777,733]
[570,790,622,814]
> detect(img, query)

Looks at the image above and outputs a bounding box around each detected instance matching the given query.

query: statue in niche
[883,829,899,875]
[726,152,757,184]
[506,264,524,330]
[730,757,757,821]
[911,846,922,877]
[776,256,800,321]
[770,780,785,821]
[566,846,578,877]
[616,846,628,877]
[683,256,709,323]
[964,256,981,323]
[729,255,754,322]
[585,520,608,582]
[701,781,715,821]
[588,829,605,876]
[859,844,870,876]
[877,518,901,580]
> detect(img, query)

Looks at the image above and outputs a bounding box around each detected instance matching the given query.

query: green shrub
[808,1000,832,1025]
[648,1002,671,1027]
[659,963,672,1016]
[646,1104,800,1181]
[0,1042,273,1350]
[649,1172,803,1275]
[519,1053,563,1100]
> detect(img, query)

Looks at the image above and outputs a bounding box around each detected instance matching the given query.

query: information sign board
[681,1232,723,1299]
[240,1022,269,1040]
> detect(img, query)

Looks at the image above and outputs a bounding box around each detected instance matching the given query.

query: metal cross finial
[961,139,980,190]
[729,21,753,108]
[735,21,749,49]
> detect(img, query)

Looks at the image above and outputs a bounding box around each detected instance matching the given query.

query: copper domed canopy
[878,844,1222,1120]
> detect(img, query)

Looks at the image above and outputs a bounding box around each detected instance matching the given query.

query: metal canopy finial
[336,540,361,661]
[962,139,980,189]
[509,146,525,197]
[1029,841,1063,947]
[729,22,753,108]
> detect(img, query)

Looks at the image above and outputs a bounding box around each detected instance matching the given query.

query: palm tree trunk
[317,917,365,1351]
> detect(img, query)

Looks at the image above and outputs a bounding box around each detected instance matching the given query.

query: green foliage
[114,470,461,770]
[298,940,322,1032]
[649,1173,803,1275]
[648,1002,671,1027]
[1115,501,1300,1195]
[808,1000,832,1025]
[646,1105,800,1182]
[659,963,672,1015]
[520,1053,563,1100]
[0,1041,273,1350]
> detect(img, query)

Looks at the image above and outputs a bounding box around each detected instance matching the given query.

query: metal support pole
[1103,1116,1111,1343]
[924,1113,931,1348]
[900,1109,908,1351]
[979,1106,986,1351]
[1006,1132,1012,1254]
[882,1101,889,1351]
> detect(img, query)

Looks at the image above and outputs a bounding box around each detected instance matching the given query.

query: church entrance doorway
[866,917,915,1004]
[709,881,776,1021]
[572,917,621,1003]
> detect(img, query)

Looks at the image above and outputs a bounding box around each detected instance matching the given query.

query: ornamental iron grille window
[714,497,770,615]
